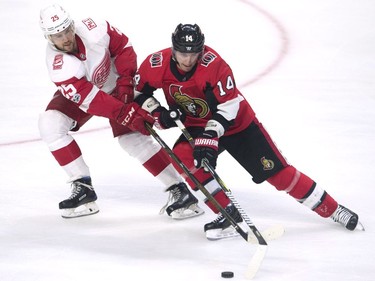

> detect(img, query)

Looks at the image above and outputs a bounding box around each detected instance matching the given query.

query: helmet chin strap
[171,56,183,72]
[171,47,177,58]
[171,48,182,70]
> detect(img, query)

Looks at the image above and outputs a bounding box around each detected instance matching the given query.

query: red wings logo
[92,50,111,88]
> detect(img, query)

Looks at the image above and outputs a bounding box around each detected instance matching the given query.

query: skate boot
[160,182,204,220]
[204,203,244,240]
[330,204,364,231]
[59,177,99,218]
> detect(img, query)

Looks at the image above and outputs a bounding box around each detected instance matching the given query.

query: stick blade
[245,244,268,279]
[247,224,285,244]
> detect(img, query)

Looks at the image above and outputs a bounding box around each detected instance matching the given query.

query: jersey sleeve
[201,52,241,131]
[201,47,254,136]
[135,50,168,95]
[46,48,123,120]
[213,62,241,122]
[46,49,85,83]
[106,21,137,86]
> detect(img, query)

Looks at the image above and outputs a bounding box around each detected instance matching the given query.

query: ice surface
[0,0,374,280]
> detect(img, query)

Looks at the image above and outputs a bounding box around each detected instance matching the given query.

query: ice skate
[330,204,364,231]
[204,203,245,240]
[59,177,99,218]
[160,182,204,220]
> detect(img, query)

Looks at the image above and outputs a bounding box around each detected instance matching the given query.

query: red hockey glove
[193,130,219,171]
[117,102,155,135]
[112,76,134,104]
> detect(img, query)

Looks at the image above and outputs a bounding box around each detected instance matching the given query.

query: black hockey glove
[153,106,185,130]
[193,130,219,171]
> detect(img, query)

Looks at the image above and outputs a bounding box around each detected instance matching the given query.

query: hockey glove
[117,102,155,135]
[193,130,219,171]
[152,106,186,130]
[112,76,134,104]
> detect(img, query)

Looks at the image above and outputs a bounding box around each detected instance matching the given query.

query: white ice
[0,0,374,280]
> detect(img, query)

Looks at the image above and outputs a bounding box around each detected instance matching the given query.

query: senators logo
[169,84,209,118]
[260,157,274,171]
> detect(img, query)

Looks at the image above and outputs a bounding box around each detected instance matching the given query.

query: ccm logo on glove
[117,102,155,135]
[121,105,136,126]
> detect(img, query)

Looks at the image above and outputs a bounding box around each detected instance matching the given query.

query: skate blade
[205,223,246,241]
[61,202,99,219]
[171,204,205,220]
[206,224,285,242]
[356,221,365,231]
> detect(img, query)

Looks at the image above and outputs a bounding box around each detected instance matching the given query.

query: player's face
[49,24,77,53]
[174,51,200,72]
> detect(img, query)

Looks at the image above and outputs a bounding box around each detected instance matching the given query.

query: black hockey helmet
[172,23,205,53]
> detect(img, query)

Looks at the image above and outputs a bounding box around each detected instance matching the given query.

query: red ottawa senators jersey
[135,45,256,136]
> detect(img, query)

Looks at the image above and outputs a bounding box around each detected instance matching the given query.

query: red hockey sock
[204,189,231,214]
[51,139,82,166]
[267,166,338,218]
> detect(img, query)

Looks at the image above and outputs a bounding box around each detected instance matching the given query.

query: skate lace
[68,181,92,200]
[211,213,224,223]
[159,187,181,215]
[331,206,352,225]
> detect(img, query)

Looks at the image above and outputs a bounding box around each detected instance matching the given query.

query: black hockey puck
[221,271,234,278]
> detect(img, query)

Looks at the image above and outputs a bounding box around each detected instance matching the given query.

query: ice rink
[1,0,374,280]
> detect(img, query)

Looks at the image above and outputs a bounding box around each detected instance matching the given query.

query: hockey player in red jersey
[38,5,204,219]
[134,23,363,240]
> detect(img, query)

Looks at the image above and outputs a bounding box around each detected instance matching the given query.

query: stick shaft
[173,119,267,245]
[145,123,250,241]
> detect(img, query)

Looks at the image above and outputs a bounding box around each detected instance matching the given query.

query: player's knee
[38,110,72,143]
[118,132,160,160]
[267,165,297,191]
[173,142,212,190]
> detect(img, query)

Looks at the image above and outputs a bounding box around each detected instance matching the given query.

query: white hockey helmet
[39,4,73,36]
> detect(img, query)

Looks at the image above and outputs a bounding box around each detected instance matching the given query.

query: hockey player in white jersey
[38,4,204,219]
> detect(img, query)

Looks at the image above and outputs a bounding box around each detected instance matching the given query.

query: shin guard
[267,166,338,217]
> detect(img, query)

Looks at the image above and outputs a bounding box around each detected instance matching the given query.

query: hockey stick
[169,113,274,244]
[145,122,267,279]
[145,123,251,242]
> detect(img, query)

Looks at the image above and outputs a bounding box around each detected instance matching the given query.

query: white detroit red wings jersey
[44,18,137,120]
[135,46,255,136]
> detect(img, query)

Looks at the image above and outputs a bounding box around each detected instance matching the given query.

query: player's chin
[181,65,194,72]
[63,44,74,52]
